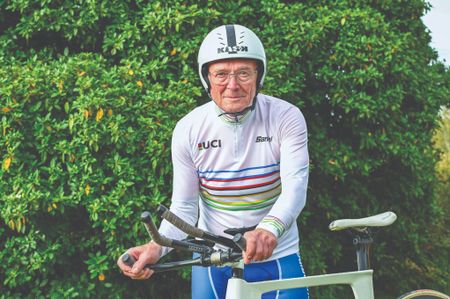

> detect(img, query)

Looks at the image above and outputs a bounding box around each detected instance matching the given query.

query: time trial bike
[122,205,449,299]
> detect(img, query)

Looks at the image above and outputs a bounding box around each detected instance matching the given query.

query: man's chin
[222,104,249,113]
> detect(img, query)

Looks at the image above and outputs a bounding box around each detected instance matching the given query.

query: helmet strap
[217,94,258,122]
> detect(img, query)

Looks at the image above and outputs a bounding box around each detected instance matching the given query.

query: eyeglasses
[208,70,257,85]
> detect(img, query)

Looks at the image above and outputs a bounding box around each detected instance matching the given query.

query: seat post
[352,229,373,271]
[232,267,244,279]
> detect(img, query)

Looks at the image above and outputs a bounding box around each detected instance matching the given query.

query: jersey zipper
[234,122,239,160]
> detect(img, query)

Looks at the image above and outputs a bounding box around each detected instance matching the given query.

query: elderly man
[118,24,309,299]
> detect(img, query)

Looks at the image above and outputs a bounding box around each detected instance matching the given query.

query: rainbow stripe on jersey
[198,163,282,212]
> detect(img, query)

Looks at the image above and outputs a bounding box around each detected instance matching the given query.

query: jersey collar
[214,96,257,124]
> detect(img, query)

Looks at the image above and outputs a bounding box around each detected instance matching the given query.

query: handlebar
[122,252,203,272]
[121,205,249,272]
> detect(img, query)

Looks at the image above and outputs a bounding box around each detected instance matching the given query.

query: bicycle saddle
[329,211,397,231]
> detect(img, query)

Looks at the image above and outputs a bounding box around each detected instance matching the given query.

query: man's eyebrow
[210,66,254,72]
[210,68,227,72]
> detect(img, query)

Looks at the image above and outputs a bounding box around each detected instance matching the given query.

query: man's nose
[226,75,239,89]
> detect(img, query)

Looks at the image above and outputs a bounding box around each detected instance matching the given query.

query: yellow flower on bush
[98,273,105,281]
[96,108,104,122]
[137,80,143,87]
[8,219,15,230]
[85,184,91,195]
[170,48,177,56]
[128,69,134,76]
[3,157,12,170]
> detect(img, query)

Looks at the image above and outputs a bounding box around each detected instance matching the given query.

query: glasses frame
[208,70,258,85]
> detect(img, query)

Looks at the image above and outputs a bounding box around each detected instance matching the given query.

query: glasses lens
[237,70,251,81]
[214,72,228,84]
[210,70,256,85]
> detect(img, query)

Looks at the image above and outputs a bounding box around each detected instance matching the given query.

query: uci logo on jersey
[217,46,248,54]
[198,139,222,151]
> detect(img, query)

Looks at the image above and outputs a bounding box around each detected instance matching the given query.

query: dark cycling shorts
[192,252,309,299]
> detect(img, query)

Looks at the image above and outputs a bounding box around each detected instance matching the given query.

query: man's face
[208,59,258,113]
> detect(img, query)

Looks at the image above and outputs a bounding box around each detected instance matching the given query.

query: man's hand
[242,228,277,264]
[117,242,162,280]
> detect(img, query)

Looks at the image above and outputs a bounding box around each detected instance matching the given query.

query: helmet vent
[217,33,225,45]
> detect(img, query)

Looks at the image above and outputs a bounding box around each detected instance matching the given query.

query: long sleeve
[256,106,309,238]
[158,119,200,256]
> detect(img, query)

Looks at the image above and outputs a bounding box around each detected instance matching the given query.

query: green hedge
[1,0,448,298]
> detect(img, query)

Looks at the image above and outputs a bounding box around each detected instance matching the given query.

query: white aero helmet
[198,24,266,94]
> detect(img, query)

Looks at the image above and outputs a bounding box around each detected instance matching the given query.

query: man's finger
[136,268,154,280]
[131,263,144,275]
[243,251,252,264]
[131,254,150,275]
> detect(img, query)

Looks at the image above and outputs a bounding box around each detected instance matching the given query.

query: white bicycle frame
[135,208,447,299]
[226,269,374,299]
[223,211,399,299]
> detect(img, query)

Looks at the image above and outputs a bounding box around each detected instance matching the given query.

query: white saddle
[329,211,397,231]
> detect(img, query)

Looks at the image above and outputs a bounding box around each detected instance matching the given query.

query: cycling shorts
[192,252,309,299]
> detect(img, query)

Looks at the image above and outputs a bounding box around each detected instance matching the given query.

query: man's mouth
[224,95,244,100]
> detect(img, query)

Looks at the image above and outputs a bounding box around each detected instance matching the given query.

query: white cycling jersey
[159,93,309,260]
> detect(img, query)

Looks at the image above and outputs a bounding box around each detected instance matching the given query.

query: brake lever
[232,233,247,252]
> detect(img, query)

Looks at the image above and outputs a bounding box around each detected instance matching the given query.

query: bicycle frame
[129,208,449,299]
[123,207,449,299]
[226,269,374,299]
[123,207,450,299]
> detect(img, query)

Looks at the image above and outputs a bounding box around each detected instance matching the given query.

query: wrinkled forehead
[208,59,258,72]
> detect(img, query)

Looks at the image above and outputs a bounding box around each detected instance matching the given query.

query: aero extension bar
[122,205,248,272]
